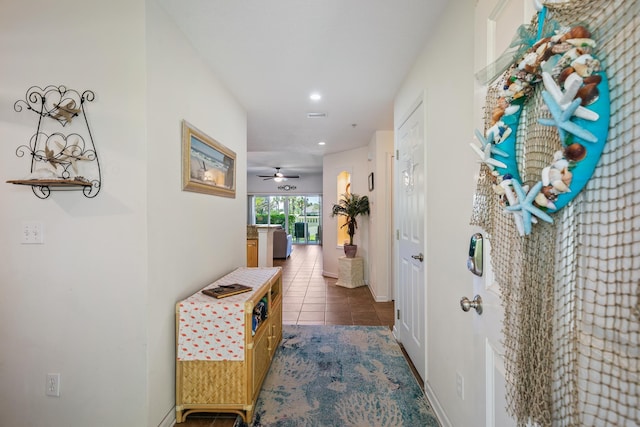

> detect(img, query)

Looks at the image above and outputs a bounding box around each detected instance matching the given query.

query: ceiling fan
[258,167,300,182]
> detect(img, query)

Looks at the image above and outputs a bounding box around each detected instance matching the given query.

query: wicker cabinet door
[269,300,282,358]
[252,324,271,397]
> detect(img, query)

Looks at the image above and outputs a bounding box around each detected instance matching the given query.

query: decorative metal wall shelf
[6,85,101,199]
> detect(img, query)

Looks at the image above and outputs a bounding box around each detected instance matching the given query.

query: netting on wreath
[470,1,639,426]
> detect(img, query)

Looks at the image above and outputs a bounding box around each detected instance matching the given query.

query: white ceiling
[158,0,448,177]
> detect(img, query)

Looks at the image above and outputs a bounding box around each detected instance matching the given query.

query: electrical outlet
[21,221,44,244]
[456,372,464,400]
[46,373,60,397]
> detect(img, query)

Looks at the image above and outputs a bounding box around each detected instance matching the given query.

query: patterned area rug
[247,325,440,427]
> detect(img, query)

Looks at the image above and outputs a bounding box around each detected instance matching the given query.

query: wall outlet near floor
[46,373,60,397]
[456,371,464,400]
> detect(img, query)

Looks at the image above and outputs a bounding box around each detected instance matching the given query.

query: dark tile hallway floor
[174,244,396,426]
[277,245,395,328]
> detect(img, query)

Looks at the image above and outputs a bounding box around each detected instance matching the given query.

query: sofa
[273,228,292,259]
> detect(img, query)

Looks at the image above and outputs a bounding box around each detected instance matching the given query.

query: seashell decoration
[494,24,604,116]
[576,83,600,105]
[25,168,59,180]
[564,143,587,161]
[476,23,610,235]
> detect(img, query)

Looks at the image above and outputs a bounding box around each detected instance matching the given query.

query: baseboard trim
[322,270,338,278]
[369,288,390,302]
[424,381,452,427]
[157,407,176,427]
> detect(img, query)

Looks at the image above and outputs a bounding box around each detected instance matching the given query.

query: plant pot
[344,244,358,258]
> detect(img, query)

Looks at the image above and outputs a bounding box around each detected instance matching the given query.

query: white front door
[395,98,426,380]
[473,1,536,425]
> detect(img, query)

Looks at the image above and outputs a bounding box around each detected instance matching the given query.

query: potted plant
[331,192,370,258]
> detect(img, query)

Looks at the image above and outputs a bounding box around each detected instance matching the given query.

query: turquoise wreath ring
[471,24,610,235]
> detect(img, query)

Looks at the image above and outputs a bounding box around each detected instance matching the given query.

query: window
[249,195,322,245]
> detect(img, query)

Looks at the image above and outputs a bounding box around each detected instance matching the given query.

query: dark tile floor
[175,245,397,426]
[278,245,395,328]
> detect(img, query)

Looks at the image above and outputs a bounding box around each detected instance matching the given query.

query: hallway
[276,244,395,328]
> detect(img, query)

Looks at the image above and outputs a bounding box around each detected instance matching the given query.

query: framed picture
[368,172,374,192]
[182,120,236,198]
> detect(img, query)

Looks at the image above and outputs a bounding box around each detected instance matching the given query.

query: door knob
[411,253,424,262]
[460,295,483,315]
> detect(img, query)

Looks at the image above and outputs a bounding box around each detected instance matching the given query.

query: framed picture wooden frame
[182,120,236,198]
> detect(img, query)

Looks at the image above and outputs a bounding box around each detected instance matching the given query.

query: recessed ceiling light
[309,92,322,101]
[318,141,326,146]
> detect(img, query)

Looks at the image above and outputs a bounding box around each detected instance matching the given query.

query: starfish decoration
[539,90,598,144]
[474,129,509,158]
[49,99,80,124]
[54,139,92,174]
[505,179,553,235]
[470,130,507,170]
[541,71,598,121]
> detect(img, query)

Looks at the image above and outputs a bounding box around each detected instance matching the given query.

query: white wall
[0,2,148,426]
[367,131,394,301]
[146,2,246,425]
[0,1,247,426]
[322,147,369,279]
[394,1,477,426]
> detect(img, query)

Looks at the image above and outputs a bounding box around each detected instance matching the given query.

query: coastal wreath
[471,13,610,236]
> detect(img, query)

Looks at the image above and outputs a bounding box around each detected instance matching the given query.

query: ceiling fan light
[273,176,285,182]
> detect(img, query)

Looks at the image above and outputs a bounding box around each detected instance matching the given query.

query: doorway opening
[249,194,322,245]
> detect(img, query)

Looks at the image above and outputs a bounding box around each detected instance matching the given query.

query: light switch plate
[22,221,44,244]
